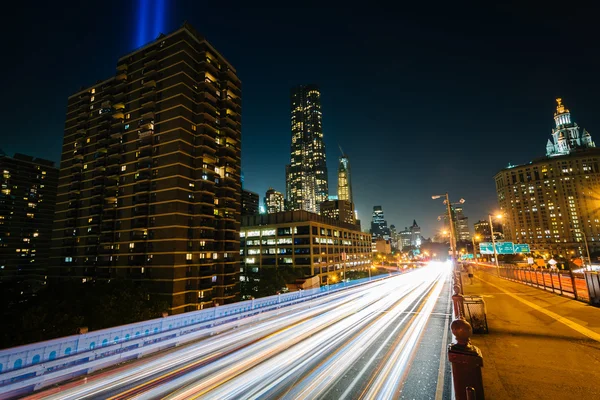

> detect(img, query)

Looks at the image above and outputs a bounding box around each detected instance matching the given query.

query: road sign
[479,242,494,254]
[495,242,515,254]
[514,244,530,253]
[466,254,474,259]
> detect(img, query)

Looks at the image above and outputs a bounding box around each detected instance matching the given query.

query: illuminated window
[33,232,39,237]
[83,164,88,170]
[126,113,130,119]
[129,243,135,249]
[121,165,127,171]
[26,213,34,218]
[91,88,95,94]
[186,253,193,260]
[192,125,197,131]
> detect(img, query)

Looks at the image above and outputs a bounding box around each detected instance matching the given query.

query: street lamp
[489,213,503,272]
[472,234,481,262]
[432,193,464,269]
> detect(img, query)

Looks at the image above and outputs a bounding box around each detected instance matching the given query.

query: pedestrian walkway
[463,268,600,399]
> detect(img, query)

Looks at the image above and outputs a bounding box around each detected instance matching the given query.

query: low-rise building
[241,210,371,287]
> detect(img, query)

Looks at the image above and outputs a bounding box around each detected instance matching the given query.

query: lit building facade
[371,205,390,240]
[50,23,242,313]
[454,207,470,241]
[474,220,492,242]
[241,211,371,286]
[338,153,353,204]
[410,220,422,247]
[320,199,356,225]
[242,190,259,216]
[0,153,58,290]
[546,98,595,157]
[265,187,285,214]
[286,85,328,213]
[399,228,412,249]
[495,99,600,256]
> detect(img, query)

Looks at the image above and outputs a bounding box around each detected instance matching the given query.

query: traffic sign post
[514,244,530,253]
[479,243,494,254]
[495,242,514,255]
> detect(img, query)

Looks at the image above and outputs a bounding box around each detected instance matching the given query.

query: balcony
[134,205,150,216]
[90,206,103,215]
[139,130,153,140]
[106,166,120,176]
[134,182,151,192]
[107,146,122,157]
[141,86,156,98]
[132,218,148,229]
[137,148,152,159]
[65,210,78,219]
[91,187,104,197]
[132,229,148,240]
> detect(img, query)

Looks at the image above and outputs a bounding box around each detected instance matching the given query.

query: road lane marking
[435,276,452,400]
[477,275,600,343]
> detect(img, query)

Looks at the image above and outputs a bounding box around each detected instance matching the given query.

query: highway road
[28,262,452,400]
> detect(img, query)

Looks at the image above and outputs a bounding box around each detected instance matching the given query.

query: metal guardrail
[475,263,591,303]
[0,271,402,398]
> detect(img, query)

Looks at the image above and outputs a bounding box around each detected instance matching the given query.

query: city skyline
[2,3,600,237]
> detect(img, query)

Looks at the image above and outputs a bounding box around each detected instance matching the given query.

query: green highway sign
[514,244,531,253]
[479,242,494,254]
[495,242,515,254]
[467,254,474,259]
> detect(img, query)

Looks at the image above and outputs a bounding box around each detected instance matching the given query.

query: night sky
[2,2,599,237]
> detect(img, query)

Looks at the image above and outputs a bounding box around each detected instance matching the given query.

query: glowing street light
[472,234,481,262]
[489,213,503,271]
[432,193,464,268]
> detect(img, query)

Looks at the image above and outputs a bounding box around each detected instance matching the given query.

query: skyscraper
[265,187,285,214]
[50,23,242,314]
[454,207,471,241]
[0,153,58,292]
[286,85,328,213]
[338,152,353,204]
[371,206,390,240]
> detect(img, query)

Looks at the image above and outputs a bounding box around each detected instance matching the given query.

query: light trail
[30,262,451,400]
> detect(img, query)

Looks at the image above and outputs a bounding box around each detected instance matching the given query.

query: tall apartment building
[265,187,285,214]
[241,190,259,216]
[286,85,328,213]
[0,153,58,291]
[495,99,599,256]
[50,23,242,314]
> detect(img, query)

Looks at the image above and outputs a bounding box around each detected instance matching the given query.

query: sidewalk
[463,268,600,399]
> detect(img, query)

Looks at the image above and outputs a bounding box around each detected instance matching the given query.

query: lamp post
[488,213,502,273]
[579,230,592,271]
[472,234,481,262]
[432,193,464,269]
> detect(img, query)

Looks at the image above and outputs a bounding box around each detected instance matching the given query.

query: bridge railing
[0,270,403,394]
